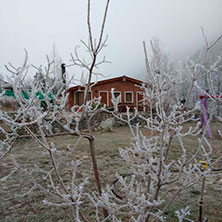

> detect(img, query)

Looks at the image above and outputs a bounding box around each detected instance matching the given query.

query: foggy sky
[0,0,222,81]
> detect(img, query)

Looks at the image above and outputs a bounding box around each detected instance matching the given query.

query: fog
[0,0,221,81]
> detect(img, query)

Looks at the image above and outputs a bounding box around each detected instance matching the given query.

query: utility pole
[61,63,66,96]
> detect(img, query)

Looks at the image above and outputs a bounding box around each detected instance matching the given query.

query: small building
[67,75,146,112]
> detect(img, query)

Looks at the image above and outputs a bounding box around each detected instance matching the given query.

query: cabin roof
[67,75,144,92]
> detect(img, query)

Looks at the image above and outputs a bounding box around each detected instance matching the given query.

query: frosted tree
[0,0,111,221]
[144,38,180,114]
[181,28,222,110]
[87,39,222,222]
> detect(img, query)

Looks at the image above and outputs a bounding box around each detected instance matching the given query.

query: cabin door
[136,91,145,111]
[99,91,108,106]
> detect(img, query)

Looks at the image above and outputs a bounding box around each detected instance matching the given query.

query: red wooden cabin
[67,75,146,112]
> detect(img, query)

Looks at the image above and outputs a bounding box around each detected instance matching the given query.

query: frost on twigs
[111,88,121,112]
[94,39,221,221]
[175,206,192,222]
[0,0,113,220]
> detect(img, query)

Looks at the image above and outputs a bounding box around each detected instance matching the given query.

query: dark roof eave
[67,75,145,92]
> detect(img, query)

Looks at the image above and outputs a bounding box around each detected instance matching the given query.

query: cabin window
[99,91,109,106]
[74,91,91,106]
[113,91,121,102]
[125,91,133,103]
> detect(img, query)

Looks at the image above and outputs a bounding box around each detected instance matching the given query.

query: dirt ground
[0,122,222,222]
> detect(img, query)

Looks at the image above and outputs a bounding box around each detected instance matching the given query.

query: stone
[218,178,222,184]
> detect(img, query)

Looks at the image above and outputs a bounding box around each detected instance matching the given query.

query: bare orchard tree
[143,38,180,115]
[181,28,222,110]
[0,0,111,221]
[85,39,221,221]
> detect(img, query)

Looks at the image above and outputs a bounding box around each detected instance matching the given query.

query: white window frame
[124,91,134,103]
[99,91,109,106]
[113,91,122,103]
[74,90,92,105]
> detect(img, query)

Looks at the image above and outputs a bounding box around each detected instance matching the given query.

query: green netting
[4,89,15,97]
[22,91,29,99]
[1,89,53,102]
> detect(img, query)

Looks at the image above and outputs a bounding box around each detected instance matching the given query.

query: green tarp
[1,89,53,101]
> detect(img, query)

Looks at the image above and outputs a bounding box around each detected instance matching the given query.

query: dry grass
[0,122,222,222]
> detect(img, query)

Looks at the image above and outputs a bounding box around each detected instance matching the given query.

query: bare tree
[181,28,222,110]
[89,40,220,222]
[0,0,111,221]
